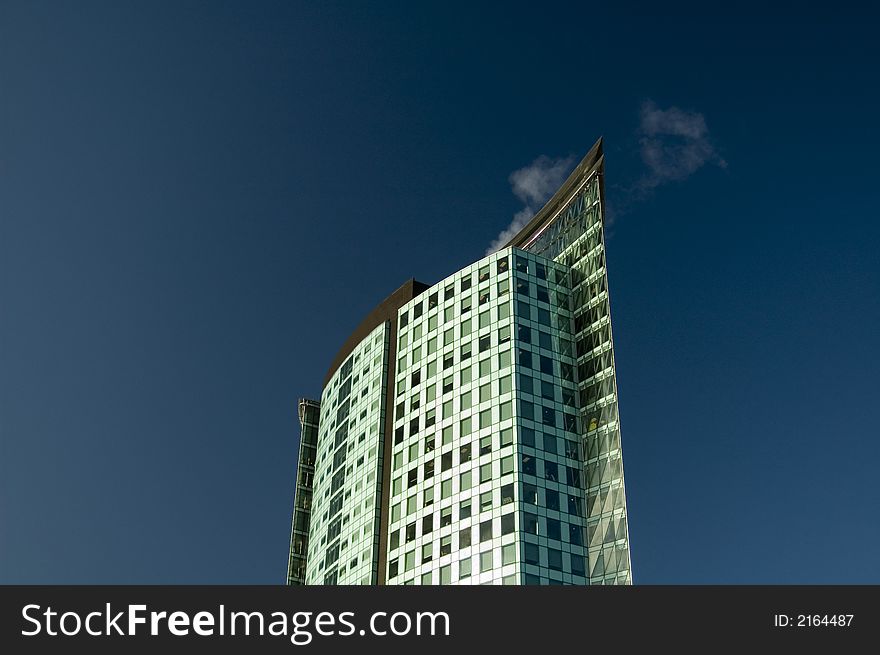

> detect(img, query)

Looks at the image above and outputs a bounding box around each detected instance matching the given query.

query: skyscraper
[287,139,632,585]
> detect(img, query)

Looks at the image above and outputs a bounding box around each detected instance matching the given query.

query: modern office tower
[287,139,632,585]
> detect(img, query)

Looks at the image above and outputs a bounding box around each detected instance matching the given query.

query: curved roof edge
[323,278,429,387]
[504,137,605,250]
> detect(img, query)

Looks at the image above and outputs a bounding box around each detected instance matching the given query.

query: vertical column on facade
[288,399,320,585]
[566,179,632,585]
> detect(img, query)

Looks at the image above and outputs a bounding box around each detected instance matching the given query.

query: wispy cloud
[486,155,575,254]
[635,100,726,192]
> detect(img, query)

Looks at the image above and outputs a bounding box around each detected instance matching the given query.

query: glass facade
[303,322,390,585]
[287,399,319,585]
[288,138,632,585]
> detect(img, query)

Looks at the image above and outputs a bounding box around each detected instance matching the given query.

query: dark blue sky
[2,1,878,583]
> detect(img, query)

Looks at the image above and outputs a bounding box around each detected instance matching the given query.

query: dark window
[413,302,423,319]
[422,514,433,535]
[569,523,584,546]
[544,461,559,482]
[444,284,454,301]
[480,436,492,455]
[542,407,556,427]
[515,257,528,274]
[547,518,561,541]
[480,520,493,542]
[479,335,491,352]
[541,380,555,400]
[501,483,515,505]
[546,489,560,512]
[400,311,409,328]
[501,513,515,535]
[442,376,453,393]
[408,468,418,488]
[461,276,472,292]
[543,433,557,454]
[459,526,472,548]
[441,451,453,471]
[539,331,552,350]
[411,370,421,386]
[524,543,540,565]
[441,507,452,527]
[522,454,536,476]
[518,325,531,343]
[521,427,535,447]
[428,293,438,309]
[522,483,538,505]
[523,513,539,535]
[459,499,472,520]
[519,349,532,369]
[424,460,434,479]
[547,549,563,571]
[540,356,553,376]
[406,522,416,542]
[459,443,472,463]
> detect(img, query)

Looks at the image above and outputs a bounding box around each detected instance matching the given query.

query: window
[441,478,452,499]
[390,529,400,550]
[480,491,492,512]
[540,356,553,376]
[421,571,432,585]
[478,266,490,283]
[423,487,434,506]
[547,518,561,541]
[389,558,399,578]
[425,409,436,428]
[428,292,438,310]
[497,257,509,273]
[544,461,558,483]
[443,352,454,370]
[543,433,557,454]
[440,535,452,556]
[408,468,418,488]
[519,349,532,369]
[547,549,563,571]
[501,483,515,505]
[461,297,472,313]
[443,327,454,346]
[480,463,492,483]
[461,275,472,292]
[460,367,471,385]
[411,370,421,387]
[479,358,491,377]
[461,391,472,410]
[515,257,528,274]
[500,455,514,476]
[424,460,434,480]
[499,375,512,395]
[441,450,452,471]
[460,417,472,436]
[460,342,472,360]
[459,526,472,548]
[459,499,472,520]
[501,513,515,535]
[516,278,529,296]
[539,331,552,351]
[400,311,409,328]
[459,443,471,463]
[480,435,492,455]
[479,409,492,429]
[480,550,493,572]
[497,279,509,296]
[523,513,539,535]
[546,489,560,511]
[520,426,535,447]
[479,289,490,305]
[500,427,513,447]
[422,514,433,535]
[441,506,452,527]
[406,522,416,542]
[413,302,423,319]
[524,543,540,565]
[522,482,538,505]
[502,543,516,565]
[479,335,491,352]
[479,382,491,402]
[459,557,472,579]
[440,564,451,584]
[569,523,584,546]
[444,284,454,301]
[522,455,536,476]
[460,470,472,491]
[442,376,453,394]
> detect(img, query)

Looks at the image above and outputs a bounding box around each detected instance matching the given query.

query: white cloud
[486,154,575,254]
[636,100,726,191]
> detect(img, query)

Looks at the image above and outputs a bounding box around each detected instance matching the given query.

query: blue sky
[2,1,878,583]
